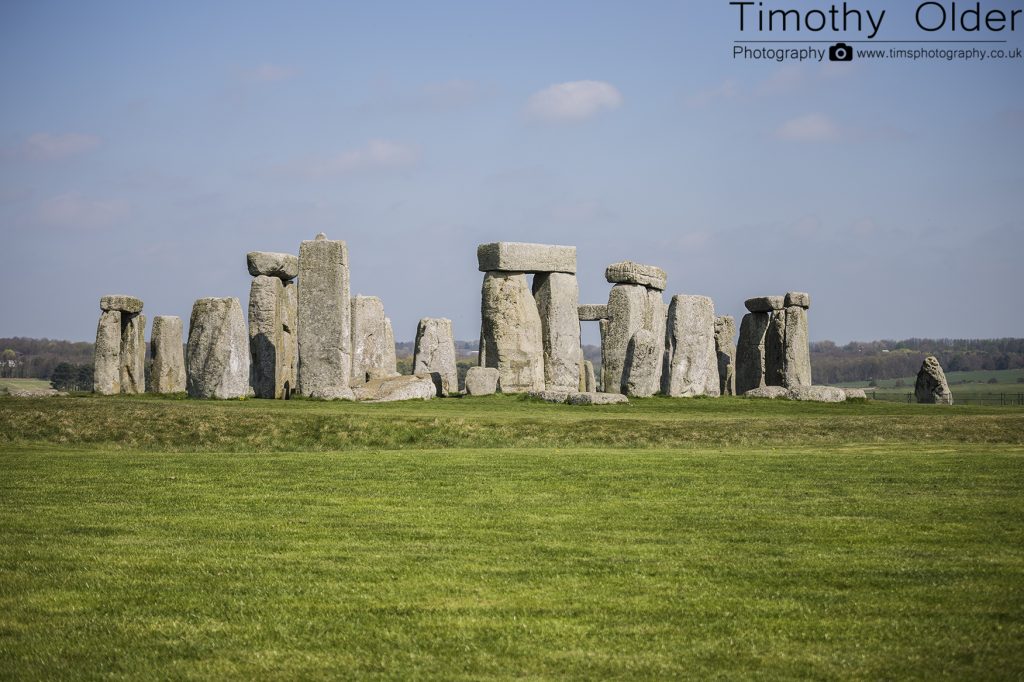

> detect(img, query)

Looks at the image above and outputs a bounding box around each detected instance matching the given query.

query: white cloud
[525,80,623,122]
[34,192,129,229]
[755,64,805,96]
[243,64,296,83]
[775,113,841,142]
[687,80,739,108]
[288,139,420,177]
[23,133,100,161]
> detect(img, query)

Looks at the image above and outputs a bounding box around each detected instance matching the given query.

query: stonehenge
[478,269,546,393]
[465,366,499,396]
[736,292,812,394]
[352,295,398,383]
[186,297,250,399]
[297,234,353,400]
[151,315,186,393]
[247,252,299,399]
[663,295,720,397]
[413,317,458,396]
[92,295,146,395]
[916,356,953,404]
[714,316,737,396]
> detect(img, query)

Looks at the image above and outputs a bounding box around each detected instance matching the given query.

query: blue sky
[1,0,1022,344]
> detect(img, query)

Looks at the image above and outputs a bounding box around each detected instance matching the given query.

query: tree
[50,362,75,390]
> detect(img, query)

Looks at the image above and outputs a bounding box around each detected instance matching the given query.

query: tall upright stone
[782,305,812,387]
[532,272,581,391]
[601,284,649,394]
[645,289,668,391]
[351,296,398,382]
[413,317,458,396]
[735,312,768,394]
[915,356,953,405]
[249,274,284,399]
[480,271,545,393]
[119,313,146,394]
[186,297,250,399]
[151,315,186,393]
[297,234,352,399]
[280,281,298,396]
[625,329,660,397]
[663,295,719,397]
[93,310,121,395]
[764,310,787,388]
[714,315,737,396]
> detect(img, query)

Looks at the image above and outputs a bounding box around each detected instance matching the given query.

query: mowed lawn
[1,395,1023,679]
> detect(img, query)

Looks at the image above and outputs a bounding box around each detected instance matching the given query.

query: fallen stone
[784,291,811,309]
[744,296,785,313]
[477,242,576,274]
[601,284,649,394]
[786,385,846,402]
[8,387,67,397]
[625,329,661,397]
[246,251,299,280]
[100,295,144,314]
[533,272,581,391]
[843,388,868,400]
[352,296,399,383]
[151,315,186,393]
[915,356,953,405]
[714,315,737,396]
[186,297,250,399]
[527,389,570,403]
[465,366,499,396]
[566,392,629,405]
[93,309,121,395]
[782,305,812,387]
[298,235,353,399]
[578,304,609,321]
[249,275,285,399]
[743,385,789,399]
[480,271,545,393]
[604,261,667,291]
[663,295,720,397]
[353,374,435,402]
[119,313,146,394]
[413,317,458,396]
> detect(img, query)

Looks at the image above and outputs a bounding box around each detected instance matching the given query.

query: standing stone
[119,313,146,394]
[186,297,250,399]
[351,296,398,382]
[915,356,953,405]
[764,310,787,388]
[280,282,298,396]
[625,329,660,397]
[465,366,499,396]
[583,360,596,393]
[413,317,458,397]
[645,288,667,392]
[532,272,581,391]
[782,305,812,387]
[663,295,720,397]
[480,271,545,393]
[249,274,284,399]
[714,315,737,396]
[297,234,352,399]
[93,310,121,395]
[151,315,185,393]
[736,312,770,394]
[601,284,649,394]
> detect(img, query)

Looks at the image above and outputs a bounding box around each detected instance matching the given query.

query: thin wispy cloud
[525,80,623,122]
[285,139,420,177]
[775,113,841,142]
[687,80,739,108]
[33,192,129,229]
[22,133,100,161]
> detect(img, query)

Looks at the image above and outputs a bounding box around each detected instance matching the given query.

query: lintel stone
[477,242,576,273]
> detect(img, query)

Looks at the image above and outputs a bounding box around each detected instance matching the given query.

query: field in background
[0,378,51,392]
[836,368,1024,404]
[1,394,1023,679]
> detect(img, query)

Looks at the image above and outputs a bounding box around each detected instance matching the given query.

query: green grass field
[838,368,1024,399]
[2,394,1023,679]
[0,377,51,393]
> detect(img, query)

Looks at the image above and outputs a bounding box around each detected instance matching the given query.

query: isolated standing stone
[246,251,299,280]
[663,295,720,397]
[477,242,576,273]
[298,234,353,399]
[604,261,667,291]
[533,272,582,391]
[186,297,250,399]
[714,315,737,396]
[119,313,146,394]
[782,305,812,387]
[736,312,769,394]
[465,366,499,396]
[93,310,121,395]
[249,275,284,399]
[480,271,545,393]
[915,356,953,405]
[352,296,398,382]
[151,315,185,393]
[625,329,661,397]
[413,317,458,396]
[601,284,648,394]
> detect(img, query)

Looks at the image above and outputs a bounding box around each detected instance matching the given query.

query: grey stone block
[477,242,576,273]
[604,261,667,291]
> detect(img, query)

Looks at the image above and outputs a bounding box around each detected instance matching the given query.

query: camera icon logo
[829,42,854,62]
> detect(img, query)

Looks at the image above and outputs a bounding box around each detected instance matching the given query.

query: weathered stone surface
[787,385,846,402]
[601,284,649,394]
[480,272,545,393]
[93,310,121,395]
[578,304,609,321]
[533,272,581,391]
[645,289,667,392]
[604,261,667,291]
[353,374,435,402]
[186,297,250,399]
[352,296,399,383]
[843,388,868,400]
[584,360,596,393]
[736,312,768,394]
[465,367,499,396]
[151,315,185,393]
[625,329,661,397]
[246,251,298,280]
[298,235,352,399]
[714,315,737,396]
[119,313,146,394]
[782,306,812,387]
[249,275,284,399]
[764,310,787,387]
[744,296,785,313]
[784,291,811,309]
[477,242,576,274]
[915,356,953,405]
[100,295,143,314]
[663,295,720,397]
[413,317,458,396]
[566,392,629,405]
[744,385,789,399]
[527,389,571,403]
[280,282,298,395]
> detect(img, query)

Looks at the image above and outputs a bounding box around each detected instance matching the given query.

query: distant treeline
[1,337,94,380]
